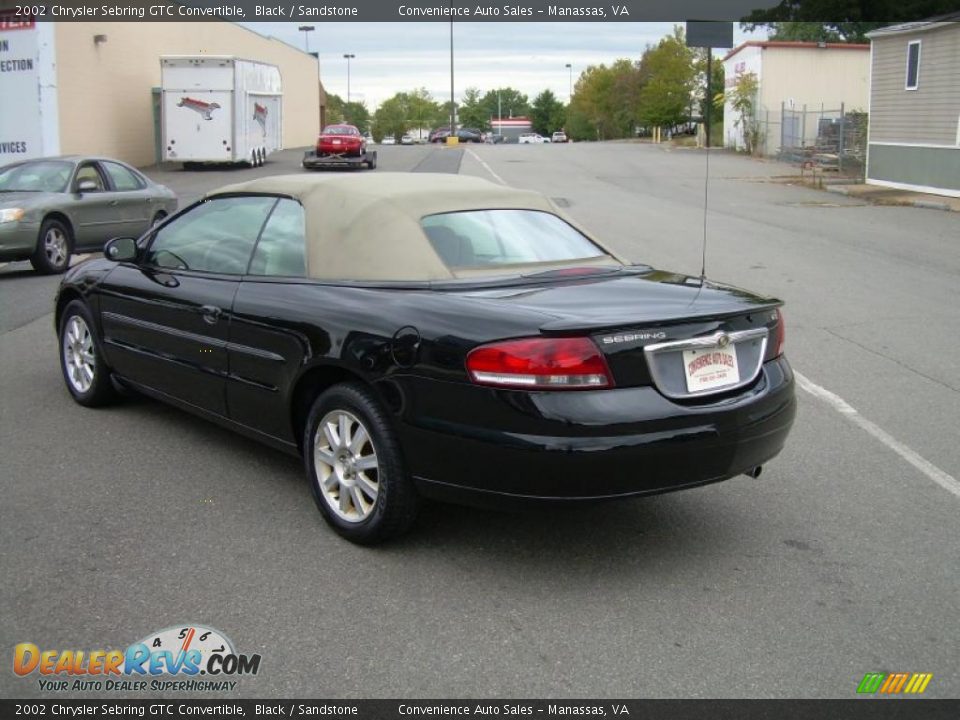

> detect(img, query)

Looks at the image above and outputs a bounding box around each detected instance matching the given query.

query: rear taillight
[773,309,785,357]
[466,337,613,390]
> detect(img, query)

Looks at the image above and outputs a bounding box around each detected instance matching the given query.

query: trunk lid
[457,269,782,397]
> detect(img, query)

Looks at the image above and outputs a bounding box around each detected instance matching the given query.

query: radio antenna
[701,137,710,284]
[685,22,731,289]
[700,45,713,287]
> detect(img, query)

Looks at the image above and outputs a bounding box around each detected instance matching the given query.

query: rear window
[421,210,608,269]
[323,125,359,135]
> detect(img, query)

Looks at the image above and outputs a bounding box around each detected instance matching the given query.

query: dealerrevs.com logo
[13,624,261,692]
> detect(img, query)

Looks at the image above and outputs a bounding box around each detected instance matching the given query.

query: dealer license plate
[682,345,739,393]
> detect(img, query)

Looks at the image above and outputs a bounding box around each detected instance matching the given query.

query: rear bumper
[399,357,796,504]
[303,150,371,168]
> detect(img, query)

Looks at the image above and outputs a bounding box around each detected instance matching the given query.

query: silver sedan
[0,156,178,273]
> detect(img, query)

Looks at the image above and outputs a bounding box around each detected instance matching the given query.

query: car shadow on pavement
[105,394,747,569]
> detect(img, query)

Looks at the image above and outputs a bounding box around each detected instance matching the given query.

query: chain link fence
[777,103,867,177]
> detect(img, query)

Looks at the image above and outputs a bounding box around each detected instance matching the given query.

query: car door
[69,162,127,250]
[99,160,156,238]
[226,198,310,442]
[98,195,278,417]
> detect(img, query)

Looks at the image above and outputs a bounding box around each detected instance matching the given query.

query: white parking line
[795,370,960,500]
[466,148,507,186]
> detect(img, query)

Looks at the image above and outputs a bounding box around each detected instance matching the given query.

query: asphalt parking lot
[2,143,958,698]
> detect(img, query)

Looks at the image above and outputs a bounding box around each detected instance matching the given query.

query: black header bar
[1,0,957,22]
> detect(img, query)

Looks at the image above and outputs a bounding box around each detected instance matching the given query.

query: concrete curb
[824,185,956,212]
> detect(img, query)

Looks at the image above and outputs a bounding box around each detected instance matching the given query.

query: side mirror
[76,179,99,194]
[104,237,138,263]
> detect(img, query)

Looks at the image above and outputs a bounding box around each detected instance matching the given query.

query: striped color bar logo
[857,672,933,694]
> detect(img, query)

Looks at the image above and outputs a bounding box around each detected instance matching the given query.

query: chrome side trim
[643,328,769,399]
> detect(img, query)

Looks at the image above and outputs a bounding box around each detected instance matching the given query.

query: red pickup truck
[302,124,377,170]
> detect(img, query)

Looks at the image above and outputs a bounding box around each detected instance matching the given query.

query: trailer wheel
[367,152,377,170]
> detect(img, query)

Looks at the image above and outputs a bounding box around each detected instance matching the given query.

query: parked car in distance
[518,133,549,144]
[400,134,415,145]
[381,135,397,145]
[0,156,177,274]
[56,172,795,545]
[485,134,505,144]
[302,124,377,170]
[455,128,484,143]
[551,131,568,143]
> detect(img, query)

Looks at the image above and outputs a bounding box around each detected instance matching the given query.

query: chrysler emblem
[717,333,730,348]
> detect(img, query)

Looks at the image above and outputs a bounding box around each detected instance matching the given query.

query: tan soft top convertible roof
[209,172,626,281]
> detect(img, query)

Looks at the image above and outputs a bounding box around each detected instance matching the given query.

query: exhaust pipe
[744,466,763,479]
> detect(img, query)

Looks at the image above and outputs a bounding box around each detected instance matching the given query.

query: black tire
[367,152,377,170]
[58,300,118,407]
[304,382,418,544]
[31,218,72,274]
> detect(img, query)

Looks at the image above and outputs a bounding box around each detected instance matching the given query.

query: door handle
[109,200,119,206]
[200,305,222,324]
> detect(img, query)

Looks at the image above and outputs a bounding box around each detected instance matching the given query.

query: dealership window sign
[0,14,59,165]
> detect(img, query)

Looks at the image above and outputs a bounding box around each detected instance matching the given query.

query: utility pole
[565,63,572,103]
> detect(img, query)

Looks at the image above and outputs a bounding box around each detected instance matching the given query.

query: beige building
[0,21,321,167]
[722,41,870,155]
[866,16,960,197]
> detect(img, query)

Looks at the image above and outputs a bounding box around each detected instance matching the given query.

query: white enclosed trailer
[161,55,282,167]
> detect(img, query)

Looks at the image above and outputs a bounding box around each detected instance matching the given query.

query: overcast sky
[240,22,763,110]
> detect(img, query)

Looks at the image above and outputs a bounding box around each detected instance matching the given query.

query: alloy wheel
[63,315,95,393]
[44,227,68,269]
[314,410,380,523]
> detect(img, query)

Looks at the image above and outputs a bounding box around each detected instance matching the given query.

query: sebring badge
[601,331,667,345]
[717,333,730,348]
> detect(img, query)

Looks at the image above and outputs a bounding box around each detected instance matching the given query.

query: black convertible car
[55,173,796,544]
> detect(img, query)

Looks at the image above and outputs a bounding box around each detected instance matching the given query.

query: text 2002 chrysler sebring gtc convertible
[55,173,796,544]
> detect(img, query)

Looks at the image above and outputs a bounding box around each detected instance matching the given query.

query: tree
[764,22,845,41]
[740,0,960,43]
[458,87,488,130]
[530,90,566,136]
[372,94,410,142]
[727,72,762,154]
[341,101,370,134]
[567,63,634,140]
[405,87,444,135]
[479,87,530,125]
[324,93,345,125]
[693,48,724,126]
[371,89,444,141]
[636,26,698,130]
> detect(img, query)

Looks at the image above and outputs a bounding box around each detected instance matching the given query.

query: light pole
[565,63,573,102]
[298,26,315,54]
[449,19,455,135]
[342,53,356,104]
